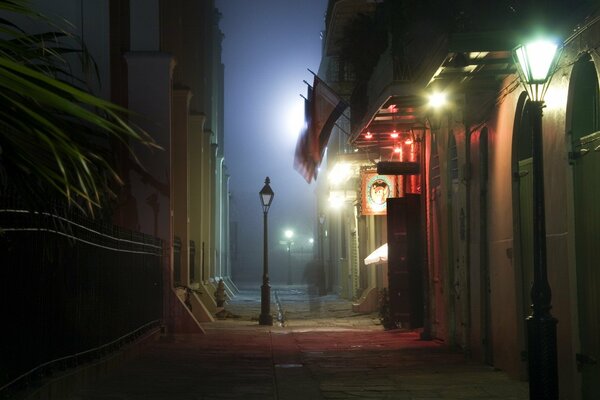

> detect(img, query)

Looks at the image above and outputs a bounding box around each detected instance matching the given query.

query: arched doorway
[448,131,467,348]
[568,53,600,399]
[474,126,492,364]
[512,91,534,378]
[429,132,447,340]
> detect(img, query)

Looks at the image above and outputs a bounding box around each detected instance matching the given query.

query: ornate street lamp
[259,177,274,326]
[513,37,562,400]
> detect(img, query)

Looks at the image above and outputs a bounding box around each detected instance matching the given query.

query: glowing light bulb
[429,92,447,108]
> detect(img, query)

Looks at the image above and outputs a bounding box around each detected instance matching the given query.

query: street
[64,286,528,399]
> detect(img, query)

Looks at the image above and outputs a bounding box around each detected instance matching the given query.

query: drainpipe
[461,100,472,357]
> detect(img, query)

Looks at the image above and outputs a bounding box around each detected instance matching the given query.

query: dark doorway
[568,53,600,400]
[386,195,424,328]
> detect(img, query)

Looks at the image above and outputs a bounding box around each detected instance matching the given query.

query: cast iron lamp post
[513,37,562,400]
[259,177,274,326]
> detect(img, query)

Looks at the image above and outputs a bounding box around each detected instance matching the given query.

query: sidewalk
[66,286,529,400]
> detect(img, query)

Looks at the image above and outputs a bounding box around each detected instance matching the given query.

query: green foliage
[0,0,157,214]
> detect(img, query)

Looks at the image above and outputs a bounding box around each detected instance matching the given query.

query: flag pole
[306,68,349,107]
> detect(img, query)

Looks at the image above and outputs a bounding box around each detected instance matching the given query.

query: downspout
[480,129,492,365]
[463,107,472,357]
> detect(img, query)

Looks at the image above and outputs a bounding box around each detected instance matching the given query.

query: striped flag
[294,75,348,183]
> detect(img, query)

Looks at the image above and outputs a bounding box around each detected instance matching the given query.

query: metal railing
[0,193,164,395]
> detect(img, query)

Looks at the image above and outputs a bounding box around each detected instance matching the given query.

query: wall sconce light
[428,92,447,109]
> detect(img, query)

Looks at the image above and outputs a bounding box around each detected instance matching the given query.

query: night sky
[216,0,327,283]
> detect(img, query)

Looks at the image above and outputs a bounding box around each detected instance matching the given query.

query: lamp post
[259,177,274,326]
[284,229,294,285]
[513,37,562,400]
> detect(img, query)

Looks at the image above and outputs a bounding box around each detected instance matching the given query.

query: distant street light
[513,37,561,400]
[284,229,294,285]
[259,177,274,326]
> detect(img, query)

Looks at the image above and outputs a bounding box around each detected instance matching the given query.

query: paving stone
[63,286,528,400]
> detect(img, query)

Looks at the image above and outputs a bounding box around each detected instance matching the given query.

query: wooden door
[430,143,448,340]
[570,54,600,399]
[387,195,423,328]
[573,132,600,398]
[518,158,534,321]
[448,133,467,347]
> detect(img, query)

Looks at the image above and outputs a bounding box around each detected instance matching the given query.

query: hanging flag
[293,86,317,183]
[308,75,348,165]
[293,74,348,183]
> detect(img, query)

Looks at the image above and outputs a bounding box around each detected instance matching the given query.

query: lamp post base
[527,314,558,399]
[259,313,273,326]
[259,283,273,326]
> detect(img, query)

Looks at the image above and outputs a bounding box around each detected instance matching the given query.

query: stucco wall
[486,21,600,395]
[487,86,523,378]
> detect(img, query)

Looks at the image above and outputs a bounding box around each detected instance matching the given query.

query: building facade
[25,0,235,332]
[315,1,600,398]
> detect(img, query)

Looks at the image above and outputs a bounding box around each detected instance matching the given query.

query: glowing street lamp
[513,37,561,400]
[259,177,274,326]
[514,39,561,102]
[428,91,447,109]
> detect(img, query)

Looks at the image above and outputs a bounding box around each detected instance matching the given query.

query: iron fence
[0,193,164,395]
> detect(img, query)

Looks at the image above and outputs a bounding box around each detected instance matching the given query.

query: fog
[217,0,327,284]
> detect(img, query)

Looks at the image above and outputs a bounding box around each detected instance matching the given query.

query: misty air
[1,1,598,399]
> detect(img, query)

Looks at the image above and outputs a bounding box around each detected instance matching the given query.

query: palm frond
[0,0,159,215]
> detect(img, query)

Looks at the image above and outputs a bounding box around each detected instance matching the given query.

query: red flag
[293,76,347,183]
[308,75,348,165]
[293,86,317,183]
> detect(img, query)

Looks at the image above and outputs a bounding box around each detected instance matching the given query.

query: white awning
[364,243,387,265]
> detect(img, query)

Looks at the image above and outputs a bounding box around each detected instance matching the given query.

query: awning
[364,243,387,265]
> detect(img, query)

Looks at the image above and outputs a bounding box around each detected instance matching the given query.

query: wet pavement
[66,285,529,399]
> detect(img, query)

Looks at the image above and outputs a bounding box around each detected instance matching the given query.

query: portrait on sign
[360,171,396,215]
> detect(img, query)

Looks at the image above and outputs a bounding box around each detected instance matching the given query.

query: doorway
[448,132,467,348]
[568,53,600,399]
[512,92,534,377]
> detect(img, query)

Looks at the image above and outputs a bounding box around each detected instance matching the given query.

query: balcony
[350,36,448,139]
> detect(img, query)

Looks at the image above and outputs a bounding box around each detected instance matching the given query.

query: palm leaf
[0,0,159,215]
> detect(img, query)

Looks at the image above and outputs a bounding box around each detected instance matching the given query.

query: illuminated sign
[360,170,396,216]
